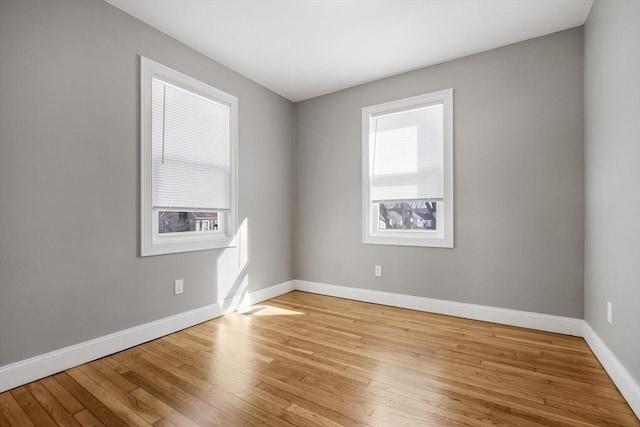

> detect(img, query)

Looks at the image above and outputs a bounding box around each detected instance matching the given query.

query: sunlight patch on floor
[238,305,305,317]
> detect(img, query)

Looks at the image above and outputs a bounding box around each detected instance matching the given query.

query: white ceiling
[105,0,593,102]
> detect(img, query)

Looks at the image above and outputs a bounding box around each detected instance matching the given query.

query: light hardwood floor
[1,291,638,426]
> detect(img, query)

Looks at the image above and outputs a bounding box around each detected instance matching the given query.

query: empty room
[0,0,638,425]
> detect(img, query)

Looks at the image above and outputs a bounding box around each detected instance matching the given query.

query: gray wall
[584,0,640,384]
[0,0,295,365]
[295,28,585,318]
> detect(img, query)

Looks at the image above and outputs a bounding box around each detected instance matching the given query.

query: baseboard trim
[246,280,296,306]
[294,280,584,336]
[582,322,640,419]
[0,280,295,393]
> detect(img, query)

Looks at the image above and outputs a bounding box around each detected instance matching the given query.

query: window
[362,89,453,248]
[141,57,238,256]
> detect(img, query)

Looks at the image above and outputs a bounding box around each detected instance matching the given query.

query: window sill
[141,237,235,257]
[363,234,453,248]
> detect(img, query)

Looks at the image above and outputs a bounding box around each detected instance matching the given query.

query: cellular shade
[152,78,230,211]
[371,103,444,203]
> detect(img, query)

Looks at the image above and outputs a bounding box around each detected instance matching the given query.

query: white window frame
[362,89,454,248]
[140,56,238,256]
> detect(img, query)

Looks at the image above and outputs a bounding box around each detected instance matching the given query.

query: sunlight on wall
[216,218,249,309]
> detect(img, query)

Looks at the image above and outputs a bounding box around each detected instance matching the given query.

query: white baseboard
[247,280,296,306]
[295,280,584,336]
[0,280,295,393]
[582,322,640,419]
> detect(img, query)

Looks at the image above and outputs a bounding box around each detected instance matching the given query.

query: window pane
[158,211,218,234]
[377,202,437,230]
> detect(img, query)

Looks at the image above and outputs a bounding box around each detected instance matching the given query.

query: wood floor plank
[129,387,202,427]
[73,408,106,427]
[10,386,57,427]
[66,366,154,426]
[255,381,368,427]
[226,382,320,427]
[40,376,85,414]
[121,360,243,426]
[0,390,35,427]
[0,407,12,427]
[77,363,160,424]
[53,372,129,427]
[91,359,138,392]
[1,291,638,426]
[25,381,82,427]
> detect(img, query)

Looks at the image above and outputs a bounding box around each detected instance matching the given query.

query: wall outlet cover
[174,279,184,295]
[375,265,382,277]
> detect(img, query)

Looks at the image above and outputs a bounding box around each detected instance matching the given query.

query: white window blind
[152,78,230,211]
[370,103,444,203]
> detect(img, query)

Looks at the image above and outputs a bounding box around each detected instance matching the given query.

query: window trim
[361,89,454,248]
[140,56,238,256]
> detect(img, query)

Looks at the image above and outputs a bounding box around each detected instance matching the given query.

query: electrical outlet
[174,279,184,295]
[607,302,612,324]
[374,265,382,277]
